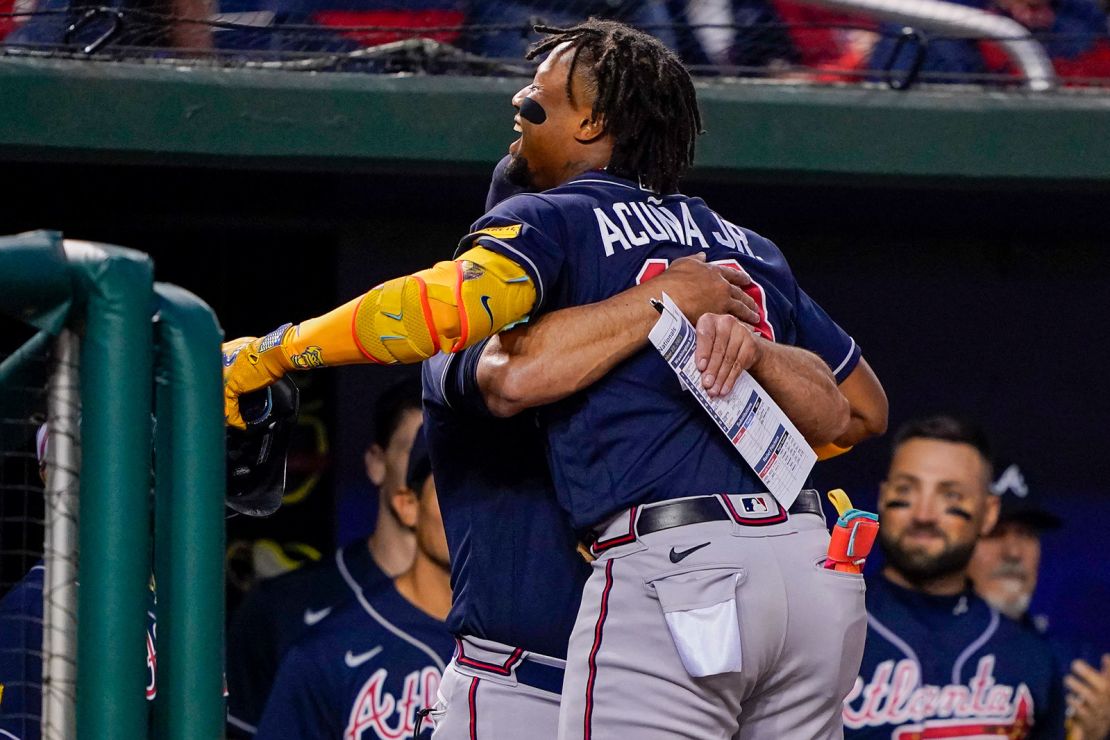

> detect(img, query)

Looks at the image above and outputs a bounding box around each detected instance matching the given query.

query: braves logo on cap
[992,464,1028,498]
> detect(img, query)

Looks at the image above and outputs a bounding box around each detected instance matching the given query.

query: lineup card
[648,292,816,509]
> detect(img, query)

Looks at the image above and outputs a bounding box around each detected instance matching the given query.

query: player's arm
[696,317,850,447]
[477,255,761,417]
[222,246,535,427]
[784,280,888,458]
[831,357,888,448]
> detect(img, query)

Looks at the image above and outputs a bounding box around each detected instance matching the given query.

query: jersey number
[635,257,775,341]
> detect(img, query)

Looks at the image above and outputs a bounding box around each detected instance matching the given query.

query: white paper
[648,292,816,509]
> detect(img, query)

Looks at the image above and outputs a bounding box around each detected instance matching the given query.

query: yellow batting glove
[222,324,297,429]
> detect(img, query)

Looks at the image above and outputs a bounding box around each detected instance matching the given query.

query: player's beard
[505,153,536,189]
[880,526,977,588]
[978,563,1034,618]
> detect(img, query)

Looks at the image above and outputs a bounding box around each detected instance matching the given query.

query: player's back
[467,171,843,529]
[421,349,590,658]
[256,580,453,740]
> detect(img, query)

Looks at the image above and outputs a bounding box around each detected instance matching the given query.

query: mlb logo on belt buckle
[722,494,787,525]
[742,496,770,514]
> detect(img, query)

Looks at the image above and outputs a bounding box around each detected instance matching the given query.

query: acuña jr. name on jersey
[593,197,762,259]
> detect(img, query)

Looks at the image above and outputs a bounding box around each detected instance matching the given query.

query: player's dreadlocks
[527,19,703,195]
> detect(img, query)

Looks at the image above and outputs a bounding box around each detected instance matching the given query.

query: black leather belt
[635,490,824,537]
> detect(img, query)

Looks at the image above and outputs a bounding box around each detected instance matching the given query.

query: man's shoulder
[993,609,1059,657]
[312,581,450,657]
[484,177,632,218]
[0,564,44,617]
[288,601,370,652]
[482,191,566,219]
[231,546,376,635]
[258,542,378,600]
[253,555,345,604]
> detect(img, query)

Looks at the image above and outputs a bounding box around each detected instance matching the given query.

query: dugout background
[0,66,1107,654]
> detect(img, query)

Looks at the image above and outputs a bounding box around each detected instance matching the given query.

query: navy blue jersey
[844,576,1066,740]
[462,171,860,529]
[255,581,453,740]
[0,564,158,740]
[227,541,386,736]
[1023,612,1103,688]
[421,346,591,658]
[0,564,44,740]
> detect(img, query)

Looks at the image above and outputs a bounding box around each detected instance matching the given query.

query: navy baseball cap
[990,463,1062,531]
[405,426,432,494]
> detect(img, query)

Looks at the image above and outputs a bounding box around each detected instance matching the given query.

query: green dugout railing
[2,59,1110,182]
[0,230,225,739]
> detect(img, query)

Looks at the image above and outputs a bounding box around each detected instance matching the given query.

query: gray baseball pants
[431,636,564,740]
[557,494,868,740]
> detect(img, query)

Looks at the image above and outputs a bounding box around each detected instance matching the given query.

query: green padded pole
[0,230,72,332]
[152,283,226,740]
[65,240,155,740]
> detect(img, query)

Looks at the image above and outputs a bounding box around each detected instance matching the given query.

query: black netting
[1,0,1109,89]
[0,319,49,740]
[0,322,47,596]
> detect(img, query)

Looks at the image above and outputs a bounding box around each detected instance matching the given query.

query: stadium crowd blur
[2,0,1110,85]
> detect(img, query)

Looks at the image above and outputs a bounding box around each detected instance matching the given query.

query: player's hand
[655,253,760,326]
[694,313,763,398]
[222,327,295,429]
[1066,655,1110,740]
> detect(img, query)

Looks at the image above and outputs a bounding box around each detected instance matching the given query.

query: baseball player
[0,426,158,740]
[255,428,454,740]
[226,381,421,737]
[222,19,887,738]
[423,250,762,739]
[843,416,1065,739]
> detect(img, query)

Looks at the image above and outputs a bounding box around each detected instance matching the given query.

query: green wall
[2,56,1109,182]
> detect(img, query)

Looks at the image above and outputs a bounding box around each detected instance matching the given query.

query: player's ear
[575,115,606,144]
[364,444,386,487]
[391,487,419,530]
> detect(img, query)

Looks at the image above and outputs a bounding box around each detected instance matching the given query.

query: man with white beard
[969,465,1110,740]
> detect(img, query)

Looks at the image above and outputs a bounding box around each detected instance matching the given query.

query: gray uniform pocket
[648,567,743,678]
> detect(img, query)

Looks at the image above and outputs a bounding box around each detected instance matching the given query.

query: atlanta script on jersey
[844,576,1066,740]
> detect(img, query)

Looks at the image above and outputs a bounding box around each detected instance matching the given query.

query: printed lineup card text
[648,293,816,509]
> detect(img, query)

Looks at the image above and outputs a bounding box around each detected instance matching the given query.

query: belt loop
[717,493,740,524]
[589,505,639,556]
